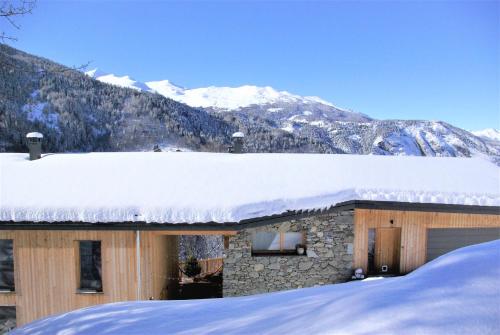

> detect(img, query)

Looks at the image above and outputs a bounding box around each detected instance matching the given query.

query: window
[78,241,102,292]
[252,232,305,255]
[0,306,16,332]
[368,229,376,273]
[0,240,14,292]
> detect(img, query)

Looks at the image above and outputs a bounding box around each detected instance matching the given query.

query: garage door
[427,228,500,261]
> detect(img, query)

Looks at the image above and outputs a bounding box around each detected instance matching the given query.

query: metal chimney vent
[26,132,43,160]
[229,132,244,154]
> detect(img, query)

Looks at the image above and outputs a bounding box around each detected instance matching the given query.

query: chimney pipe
[229,132,245,154]
[26,132,43,160]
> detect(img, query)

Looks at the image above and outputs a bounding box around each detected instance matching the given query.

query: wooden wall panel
[354,209,500,274]
[0,230,139,326]
[139,232,179,300]
[0,229,228,326]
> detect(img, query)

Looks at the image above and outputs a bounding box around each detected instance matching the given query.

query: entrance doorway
[177,235,224,299]
[368,228,401,274]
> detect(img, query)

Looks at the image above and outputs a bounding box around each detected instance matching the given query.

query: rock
[306,249,318,258]
[254,264,264,272]
[268,263,280,270]
[298,261,313,271]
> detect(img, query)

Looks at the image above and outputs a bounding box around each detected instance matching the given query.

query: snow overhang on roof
[0,152,499,224]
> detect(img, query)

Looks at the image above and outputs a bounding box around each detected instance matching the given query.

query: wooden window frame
[251,231,306,256]
[75,240,104,294]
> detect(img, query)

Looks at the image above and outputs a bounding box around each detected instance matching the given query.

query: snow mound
[0,153,498,223]
[11,240,500,335]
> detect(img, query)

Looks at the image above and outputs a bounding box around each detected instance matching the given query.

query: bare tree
[1,0,36,42]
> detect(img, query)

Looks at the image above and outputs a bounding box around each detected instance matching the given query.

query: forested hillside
[0,44,329,153]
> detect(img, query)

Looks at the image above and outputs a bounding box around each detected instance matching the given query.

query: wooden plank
[153,230,237,236]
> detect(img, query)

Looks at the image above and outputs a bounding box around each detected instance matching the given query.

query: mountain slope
[472,128,500,142]
[0,45,333,154]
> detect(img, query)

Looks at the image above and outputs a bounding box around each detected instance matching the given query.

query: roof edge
[0,201,498,230]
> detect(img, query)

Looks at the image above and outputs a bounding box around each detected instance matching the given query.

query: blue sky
[5,0,499,130]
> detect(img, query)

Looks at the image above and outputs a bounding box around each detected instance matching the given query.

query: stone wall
[223,210,354,296]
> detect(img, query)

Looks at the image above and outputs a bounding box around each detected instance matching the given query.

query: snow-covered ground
[1,153,498,223]
[11,240,500,335]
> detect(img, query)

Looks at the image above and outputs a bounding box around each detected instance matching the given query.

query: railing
[179,257,223,278]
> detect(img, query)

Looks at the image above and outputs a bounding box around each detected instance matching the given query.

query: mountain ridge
[85,68,370,122]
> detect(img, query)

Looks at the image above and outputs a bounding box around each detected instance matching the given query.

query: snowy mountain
[85,69,499,161]
[85,69,150,91]
[85,69,371,123]
[85,70,495,154]
[472,128,500,142]
[1,45,498,161]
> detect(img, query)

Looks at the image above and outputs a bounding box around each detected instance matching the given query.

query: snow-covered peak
[146,80,185,98]
[174,85,309,110]
[145,83,340,110]
[472,128,500,142]
[85,69,149,92]
[85,68,345,111]
[84,68,108,79]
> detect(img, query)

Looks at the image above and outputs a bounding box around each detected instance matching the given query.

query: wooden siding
[353,209,500,274]
[0,230,179,326]
[139,233,179,300]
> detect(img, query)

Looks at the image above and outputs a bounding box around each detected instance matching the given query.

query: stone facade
[223,210,354,296]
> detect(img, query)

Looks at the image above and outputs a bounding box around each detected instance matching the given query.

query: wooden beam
[152,230,237,236]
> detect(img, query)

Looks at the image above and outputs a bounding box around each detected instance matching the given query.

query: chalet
[0,134,499,328]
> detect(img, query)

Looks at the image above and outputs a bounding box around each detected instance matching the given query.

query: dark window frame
[251,231,306,256]
[0,240,14,292]
[76,240,103,293]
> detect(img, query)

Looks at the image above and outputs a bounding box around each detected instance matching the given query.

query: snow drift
[0,153,499,223]
[11,240,500,335]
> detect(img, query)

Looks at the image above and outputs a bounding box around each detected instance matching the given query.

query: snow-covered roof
[0,152,498,224]
[25,132,43,138]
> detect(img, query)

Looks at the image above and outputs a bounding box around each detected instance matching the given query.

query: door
[375,228,401,274]
[427,228,500,262]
